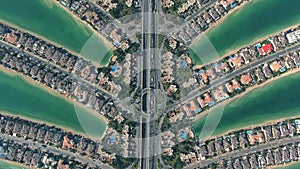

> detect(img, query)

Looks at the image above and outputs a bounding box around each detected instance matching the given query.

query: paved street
[88,0,115,21]
[186,135,300,169]
[168,43,300,109]
[138,0,161,168]
[0,40,115,99]
[0,133,113,169]
[168,0,219,40]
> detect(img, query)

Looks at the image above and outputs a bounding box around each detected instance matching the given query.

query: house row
[204,143,300,169]
[176,0,246,43]
[182,118,300,168]
[161,52,180,96]
[193,26,300,87]
[1,138,103,169]
[161,128,194,156]
[0,46,122,124]
[95,0,140,16]
[0,114,116,166]
[57,0,133,49]
[100,126,135,158]
[169,49,300,124]
[0,23,122,96]
[58,0,110,30]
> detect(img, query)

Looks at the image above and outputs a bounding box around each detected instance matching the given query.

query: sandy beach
[194,68,300,137]
[0,65,109,132]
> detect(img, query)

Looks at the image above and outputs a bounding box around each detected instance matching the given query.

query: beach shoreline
[0,66,109,137]
[194,68,300,136]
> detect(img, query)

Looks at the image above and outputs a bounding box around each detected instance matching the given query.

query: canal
[0,0,112,65]
[0,69,107,138]
[190,0,300,64]
[193,71,300,137]
[0,160,30,169]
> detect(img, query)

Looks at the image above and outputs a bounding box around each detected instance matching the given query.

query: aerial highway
[138,0,160,168]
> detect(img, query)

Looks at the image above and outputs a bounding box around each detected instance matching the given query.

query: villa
[286,30,300,44]
[197,92,214,108]
[5,33,19,45]
[240,74,253,85]
[228,54,245,68]
[258,43,274,55]
[163,0,174,8]
[247,131,265,145]
[221,0,237,10]
[225,79,241,93]
[269,60,284,72]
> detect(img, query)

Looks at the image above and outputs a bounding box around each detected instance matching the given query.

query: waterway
[0,69,106,138]
[193,72,300,137]
[0,160,29,169]
[0,0,112,65]
[190,0,300,64]
[276,163,300,169]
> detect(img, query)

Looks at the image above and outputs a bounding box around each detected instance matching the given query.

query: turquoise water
[0,0,112,65]
[0,160,29,169]
[276,163,300,169]
[193,72,300,136]
[0,69,106,138]
[190,0,300,64]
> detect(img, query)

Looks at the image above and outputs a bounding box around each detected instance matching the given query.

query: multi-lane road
[139,0,160,168]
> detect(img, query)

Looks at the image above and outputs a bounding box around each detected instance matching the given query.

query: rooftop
[240,74,253,85]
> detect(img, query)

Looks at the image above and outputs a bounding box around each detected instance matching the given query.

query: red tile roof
[259,44,274,55]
